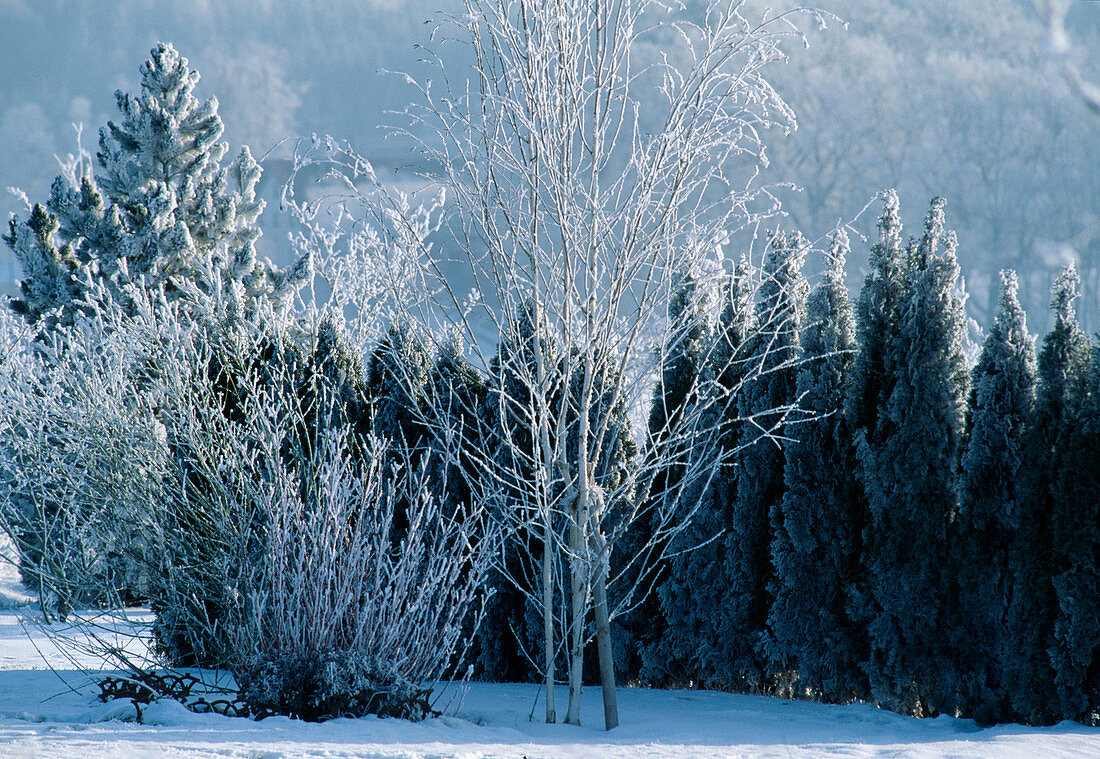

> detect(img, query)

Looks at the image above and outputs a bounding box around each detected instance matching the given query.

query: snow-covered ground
[0,554,1098,758]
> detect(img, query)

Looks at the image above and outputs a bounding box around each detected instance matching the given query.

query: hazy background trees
[2,0,1097,333]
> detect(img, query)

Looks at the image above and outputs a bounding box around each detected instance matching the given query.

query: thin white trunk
[592,551,618,730]
[565,503,585,725]
[542,519,556,723]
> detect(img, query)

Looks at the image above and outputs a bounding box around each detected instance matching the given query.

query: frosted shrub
[238,651,431,721]
[0,298,167,617]
[146,314,492,716]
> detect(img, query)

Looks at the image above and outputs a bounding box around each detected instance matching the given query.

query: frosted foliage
[847,190,906,441]
[622,269,712,682]
[3,43,310,330]
[766,231,865,703]
[1046,290,1100,723]
[856,198,970,716]
[648,259,757,688]
[321,0,829,728]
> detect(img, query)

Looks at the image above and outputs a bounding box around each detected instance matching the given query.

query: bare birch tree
[286,0,825,730]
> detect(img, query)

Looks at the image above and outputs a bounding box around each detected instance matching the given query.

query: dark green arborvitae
[647,258,755,686]
[725,231,807,691]
[626,268,712,682]
[366,320,431,453]
[365,320,431,542]
[766,231,866,703]
[426,331,488,520]
[3,43,308,329]
[1049,338,1100,724]
[1005,264,1091,725]
[857,198,969,717]
[847,191,907,444]
[845,193,906,679]
[954,270,1036,724]
[476,302,560,682]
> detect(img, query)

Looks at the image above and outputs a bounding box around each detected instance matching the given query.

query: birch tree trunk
[542,518,556,723]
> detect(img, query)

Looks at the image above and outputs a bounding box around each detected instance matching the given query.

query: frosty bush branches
[0,294,167,617]
[0,273,493,716]
[151,331,493,715]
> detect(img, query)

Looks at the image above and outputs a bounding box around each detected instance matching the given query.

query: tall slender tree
[857,198,969,716]
[646,259,755,686]
[1049,338,1100,724]
[622,269,712,680]
[725,231,808,691]
[1005,264,1091,725]
[954,269,1036,724]
[847,191,907,444]
[477,302,562,683]
[766,231,866,702]
[426,330,488,520]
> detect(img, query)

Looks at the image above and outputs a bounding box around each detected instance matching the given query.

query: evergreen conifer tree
[954,269,1036,724]
[625,269,711,680]
[3,43,308,329]
[725,231,807,690]
[1005,264,1091,724]
[857,198,969,716]
[1049,339,1100,723]
[426,331,488,520]
[847,191,907,442]
[766,232,866,702]
[647,259,755,685]
[0,44,311,613]
[366,320,431,453]
[476,302,561,681]
[846,191,907,708]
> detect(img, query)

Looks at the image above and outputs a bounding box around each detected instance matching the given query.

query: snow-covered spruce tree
[858,198,970,717]
[621,268,713,681]
[953,269,1036,725]
[1003,264,1091,725]
[642,259,755,686]
[3,43,305,330]
[765,231,866,703]
[725,231,808,692]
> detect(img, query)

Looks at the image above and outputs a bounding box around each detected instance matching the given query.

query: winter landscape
[1,1,1099,757]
